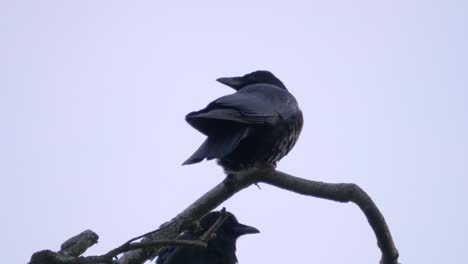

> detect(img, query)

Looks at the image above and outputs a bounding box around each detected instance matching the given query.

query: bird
[183,70,303,173]
[156,211,259,264]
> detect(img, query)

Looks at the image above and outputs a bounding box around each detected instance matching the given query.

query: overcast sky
[1,1,467,263]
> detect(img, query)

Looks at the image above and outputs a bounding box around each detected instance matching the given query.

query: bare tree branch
[29,167,399,264]
[30,239,207,264]
[117,168,262,264]
[262,170,399,264]
[199,208,230,242]
[60,230,99,257]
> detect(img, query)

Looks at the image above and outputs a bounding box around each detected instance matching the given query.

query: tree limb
[60,230,99,257]
[29,167,399,264]
[29,239,207,264]
[117,168,262,264]
[262,170,399,264]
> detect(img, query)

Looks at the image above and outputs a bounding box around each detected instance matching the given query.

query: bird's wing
[188,92,279,125]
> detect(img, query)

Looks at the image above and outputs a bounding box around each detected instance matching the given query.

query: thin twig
[89,240,206,263]
[199,208,230,242]
[122,227,163,247]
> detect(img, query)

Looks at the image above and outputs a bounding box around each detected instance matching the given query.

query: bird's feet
[254,162,276,172]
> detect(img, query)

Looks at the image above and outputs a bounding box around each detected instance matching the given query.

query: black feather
[156,211,259,264]
[183,71,303,173]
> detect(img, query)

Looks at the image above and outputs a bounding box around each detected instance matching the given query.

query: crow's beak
[216,77,244,89]
[233,223,260,235]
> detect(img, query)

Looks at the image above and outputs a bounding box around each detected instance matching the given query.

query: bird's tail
[183,138,209,165]
[182,127,248,165]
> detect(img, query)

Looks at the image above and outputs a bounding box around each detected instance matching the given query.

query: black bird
[183,70,303,173]
[156,211,259,264]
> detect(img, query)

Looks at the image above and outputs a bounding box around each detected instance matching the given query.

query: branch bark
[29,167,399,264]
[262,171,399,264]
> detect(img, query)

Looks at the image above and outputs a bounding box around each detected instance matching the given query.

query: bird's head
[200,211,260,241]
[217,70,287,91]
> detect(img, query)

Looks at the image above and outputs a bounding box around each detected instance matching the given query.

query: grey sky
[1,1,467,263]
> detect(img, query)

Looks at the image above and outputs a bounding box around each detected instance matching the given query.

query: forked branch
[29,168,399,264]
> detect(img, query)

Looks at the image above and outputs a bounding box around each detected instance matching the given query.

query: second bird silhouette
[183,70,303,173]
[156,211,259,264]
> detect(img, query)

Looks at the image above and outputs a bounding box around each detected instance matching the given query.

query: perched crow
[156,211,259,264]
[183,70,303,173]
